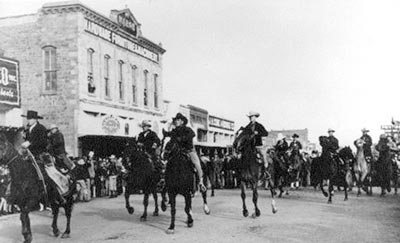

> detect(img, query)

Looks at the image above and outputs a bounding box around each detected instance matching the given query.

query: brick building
[0,1,165,156]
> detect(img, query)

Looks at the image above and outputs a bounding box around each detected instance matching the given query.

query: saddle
[40,153,71,196]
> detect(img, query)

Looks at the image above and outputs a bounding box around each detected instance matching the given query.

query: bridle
[5,154,19,166]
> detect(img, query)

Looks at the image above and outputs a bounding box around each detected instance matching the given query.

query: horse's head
[319,136,329,148]
[233,128,254,153]
[338,146,354,166]
[354,138,365,149]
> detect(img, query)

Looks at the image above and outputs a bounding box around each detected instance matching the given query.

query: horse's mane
[0,126,25,145]
[319,136,329,148]
[338,146,354,160]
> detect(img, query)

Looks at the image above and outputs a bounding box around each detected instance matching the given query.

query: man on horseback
[48,124,75,171]
[289,134,302,158]
[325,128,339,156]
[360,128,373,160]
[167,113,206,192]
[243,111,269,170]
[21,110,48,158]
[137,120,161,163]
[274,133,288,161]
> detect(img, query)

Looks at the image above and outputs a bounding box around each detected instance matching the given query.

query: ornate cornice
[40,1,165,54]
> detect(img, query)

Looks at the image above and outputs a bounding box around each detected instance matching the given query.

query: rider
[360,128,373,160]
[244,111,269,170]
[137,120,161,161]
[325,128,339,159]
[48,124,75,171]
[168,113,206,192]
[274,133,288,160]
[289,133,302,164]
[21,110,48,158]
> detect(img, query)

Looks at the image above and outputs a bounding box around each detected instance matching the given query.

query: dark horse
[312,136,354,203]
[0,128,75,243]
[161,135,197,234]
[272,149,303,197]
[122,141,167,221]
[232,127,277,218]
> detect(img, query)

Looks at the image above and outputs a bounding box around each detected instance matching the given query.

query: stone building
[0,1,165,156]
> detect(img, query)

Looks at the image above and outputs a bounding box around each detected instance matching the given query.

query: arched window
[104,55,110,98]
[87,48,95,94]
[143,70,148,106]
[43,46,57,91]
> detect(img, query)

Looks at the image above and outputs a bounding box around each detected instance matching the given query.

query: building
[265,129,314,152]
[0,1,166,156]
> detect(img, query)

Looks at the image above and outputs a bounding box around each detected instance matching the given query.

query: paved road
[0,188,399,243]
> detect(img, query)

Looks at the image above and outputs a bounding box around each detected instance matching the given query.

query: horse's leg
[51,204,60,237]
[61,203,72,239]
[140,192,149,221]
[269,180,278,214]
[320,180,328,197]
[201,175,210,215]
[344,180,348,201]
[251,183,260,218]
[125,190,134,214]
[166,193,176,234]
[184,193,194,228]
[152,191,159,216]
[355,172,361,197]
[240,181,248,217]
[161,187,168,212]
[327,179,333,204]
[20,209,32,243]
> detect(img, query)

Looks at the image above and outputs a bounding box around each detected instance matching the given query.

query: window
[131,65,137,104]
[104,55,110,98]
[144,70,148,106]
[118,60,124,101]
[87,48,95,94]
[154,74,159,108]
[43,46,57,91]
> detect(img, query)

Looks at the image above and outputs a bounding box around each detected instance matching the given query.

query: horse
[232,127,277,218]
[375,136,395,196]
[353,138,370,196]
[200,154,216,197]
[0,128,76,243]
[122,141,167,221]
[312,136,354,203]
[272,148,303,197]
[161,135,197,234]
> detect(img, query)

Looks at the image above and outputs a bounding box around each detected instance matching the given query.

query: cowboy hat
[140,120,152,128]
[49,124,58,130]
[246,111,260,118]
[361,128,370,133]
[109,154,116,160]
[172,113,188,125]
[327,128,335,133]
[276,133,285,140]
[292,133,299,138]
[21,110,43,119]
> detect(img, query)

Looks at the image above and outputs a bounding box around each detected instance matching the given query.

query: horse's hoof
[272,207,278,214]
[187,219,194,228]
[140,216,147,222]
[243,210,249,217]
[127,207,134,214]
[203,205,211,215]
[53,229,60,237]
[23,233,32,243]
[344,197,348,201]
[211,193,215,197]
[166,228,175,234]
[323,192,328,197]
[278,194,282,198]
[161,203,167,212]
[255,208,261,217]
[61,233,70,239]
[327,200,332,204]
[153,211,159,216]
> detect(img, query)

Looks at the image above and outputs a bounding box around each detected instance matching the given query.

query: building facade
[265,129,314,152]
[0,1,165,156]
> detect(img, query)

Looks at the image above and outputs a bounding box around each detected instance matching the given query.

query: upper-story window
[118,60,124,101]
[43,46,57,92]
[87,48,96,94]
[144,70,148,107]
[104,55,110,98]
[131,65,137,105]
[154,74,159,109]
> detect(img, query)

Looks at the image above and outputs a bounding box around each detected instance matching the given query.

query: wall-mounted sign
[84,19,159,63]
[209,116,234,131]
[0,57,20,107]
[102,115,120,134]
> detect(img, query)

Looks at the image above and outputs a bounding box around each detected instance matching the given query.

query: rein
[5,154,19,166]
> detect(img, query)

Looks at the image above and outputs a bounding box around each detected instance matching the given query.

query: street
[0,188,399,243]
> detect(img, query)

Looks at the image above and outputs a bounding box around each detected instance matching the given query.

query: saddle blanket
[45,164,69,195]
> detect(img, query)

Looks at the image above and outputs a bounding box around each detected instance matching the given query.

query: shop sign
[0,57,19,107]
[102,115,120,134]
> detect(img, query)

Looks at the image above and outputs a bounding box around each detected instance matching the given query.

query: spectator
[75,158,91,202]
[87,151,96,198]
[47,124,75,170]
[108,155,118,198]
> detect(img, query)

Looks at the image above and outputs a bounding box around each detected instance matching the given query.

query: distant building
[0,1,166,156]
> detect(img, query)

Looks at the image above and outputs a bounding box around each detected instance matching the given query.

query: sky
[1,0,400,147]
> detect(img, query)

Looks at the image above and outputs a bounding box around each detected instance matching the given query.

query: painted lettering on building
[102,115,120,134]
[209,116,234,131]
[84,19,159,63]
[0,57,19,107]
